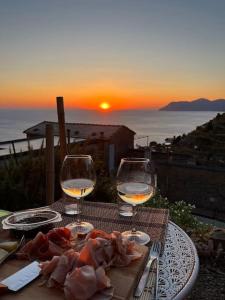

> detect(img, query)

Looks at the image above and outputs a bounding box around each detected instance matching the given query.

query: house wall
[126,149,225,220]
[110,128,135,167]
[154,160,225,220]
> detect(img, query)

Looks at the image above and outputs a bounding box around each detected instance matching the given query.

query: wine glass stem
[76,197,84,224]
[131,205,137,234]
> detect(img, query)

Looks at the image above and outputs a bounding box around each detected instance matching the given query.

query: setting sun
[99,102,111,110]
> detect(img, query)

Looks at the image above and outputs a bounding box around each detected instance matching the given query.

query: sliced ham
[40,256,60,277]
[47,250,80,287]
[64,265,111,300]
[110,231,142,267]
[80,236,116,269]
[79,238,113,269]
[79,230,142,268]
[17,228,71,261]
[95,265,111,290]
[86,229,112,240]
[47,227,72,249]
[16,240,34,260]
[17,232,48,260]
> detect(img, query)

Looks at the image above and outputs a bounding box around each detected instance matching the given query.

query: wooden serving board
[109,244,149,300]
[0,244,149,300]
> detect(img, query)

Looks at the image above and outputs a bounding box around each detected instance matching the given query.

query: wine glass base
[64,204,81,215]
[66,221,94,236]
[122,230,150,245]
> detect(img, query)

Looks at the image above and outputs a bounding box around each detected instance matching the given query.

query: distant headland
[160,98,225,111]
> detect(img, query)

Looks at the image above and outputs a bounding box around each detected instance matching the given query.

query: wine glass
[60,155,96,235]
[116,157,155,245]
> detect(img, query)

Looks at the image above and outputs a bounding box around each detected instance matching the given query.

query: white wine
[117,182,154,205]
[62,179,95,198]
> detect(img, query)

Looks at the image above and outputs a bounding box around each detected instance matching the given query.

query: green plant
[146,190,212,236]
[0,151,46,211]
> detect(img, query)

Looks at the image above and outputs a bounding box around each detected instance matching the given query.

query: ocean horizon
[0,108,219,146]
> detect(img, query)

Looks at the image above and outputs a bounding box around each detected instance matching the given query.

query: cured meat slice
[95,265,111,289]
[110,231,142,267]
[86,229,111,240]
[37,240,64,260]
[40,256,60,277]
[47,227,72,249]
[79,238,114,269]
[17,232,48,260]
[16,241,34,260]
[17,230,67,260]
[64,265,111,300]
[47,250,80,287]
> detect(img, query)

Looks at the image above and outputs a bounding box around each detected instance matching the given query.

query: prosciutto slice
[47,227,72,249]
[86,229,112,240]
[79,238,114,268]
[79,230,141,268]
[17,227,71,261]
[110,231,142,267]
[64,265,111,300]
[40,256,60,277]
[47,250,80,287]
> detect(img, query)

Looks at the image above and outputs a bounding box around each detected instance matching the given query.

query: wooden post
[11,141,16,155]
[11,141,18,164]
[67,129,71,145]
[67,129,71,153]
[45,124,55,205]
[27,137,31,151]
[56,96,68,162]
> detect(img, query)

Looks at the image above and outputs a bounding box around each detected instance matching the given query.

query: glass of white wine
[60,155,96,235]
[116,157,155,245]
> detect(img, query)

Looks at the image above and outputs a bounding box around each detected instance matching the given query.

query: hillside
[160,98,225,111]
[172,113,225,166]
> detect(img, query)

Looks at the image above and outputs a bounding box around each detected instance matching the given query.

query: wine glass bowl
[61,178,95,199]
[116,157,155,245]
[117,182,154,205]
[60,155,96,235]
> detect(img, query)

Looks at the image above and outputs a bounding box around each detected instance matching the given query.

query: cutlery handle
[134,257,155,297]
[144,257,156,288]
[154,258,159,300]
[0,283,8,295]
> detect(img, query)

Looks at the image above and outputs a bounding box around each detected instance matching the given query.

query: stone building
[24,121,135,173]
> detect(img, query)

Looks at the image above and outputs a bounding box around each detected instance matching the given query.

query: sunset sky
[0,0,225,110]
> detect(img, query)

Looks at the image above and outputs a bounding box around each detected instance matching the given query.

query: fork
[147,241,161,300]
[134,241,161,298]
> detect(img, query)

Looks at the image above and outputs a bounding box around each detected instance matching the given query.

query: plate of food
[12,227,149,300]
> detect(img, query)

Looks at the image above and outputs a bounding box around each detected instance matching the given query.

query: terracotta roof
[23,121,135,139]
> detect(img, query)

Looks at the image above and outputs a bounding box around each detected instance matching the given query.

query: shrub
[0,152,46,211]
[146,190,212,235]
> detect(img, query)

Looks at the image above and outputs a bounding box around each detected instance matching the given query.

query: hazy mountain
[160,98,225,111]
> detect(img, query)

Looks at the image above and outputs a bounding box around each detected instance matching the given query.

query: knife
[134,242,161,298]
[0,261,41,293]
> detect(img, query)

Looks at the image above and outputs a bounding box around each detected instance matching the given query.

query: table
[52,202,199,299]
[0,214,199,300]
[146,221,199,300]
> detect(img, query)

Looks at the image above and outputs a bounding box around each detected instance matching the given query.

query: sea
[0,109,219,155]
